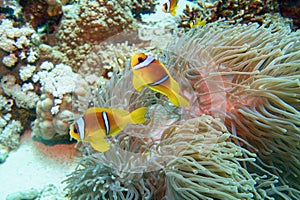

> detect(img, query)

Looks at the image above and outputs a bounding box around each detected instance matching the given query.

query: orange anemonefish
[162,0,179,16]
[69,107,147,152]
[190,18,206,28]
[131,53,190,107]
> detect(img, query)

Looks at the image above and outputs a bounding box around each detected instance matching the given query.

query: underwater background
[0,0,300,199]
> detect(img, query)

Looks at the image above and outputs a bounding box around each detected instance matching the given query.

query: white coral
[1,75,39,109]
[19,64,36,81]
[15,35,30,49]
[37,63,79,98]
[26,48,39,63]
[31,62,92,140]
[0,95,13,112]
[21,83,34,92]
[2,53,18,67]
[0,119,23,150]
[39,61,54,71]
[0,18,40,66]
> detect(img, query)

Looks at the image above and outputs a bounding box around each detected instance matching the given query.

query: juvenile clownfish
[69,107,147,152]
[162,0,179,16]
[131,53,190,107]
[190,18,206,28]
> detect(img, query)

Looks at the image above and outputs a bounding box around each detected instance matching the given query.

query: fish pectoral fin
[173,92,190,107]
[151,85,190,107]
[170,78,180,93]
[133,73,146,92]
[89,137,110,152]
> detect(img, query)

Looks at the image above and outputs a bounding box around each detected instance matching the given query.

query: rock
[6,188,39,200]
[0,144,9,163]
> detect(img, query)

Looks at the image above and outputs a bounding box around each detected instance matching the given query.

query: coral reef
[0,0,23,22]
[0,119,23,157]
[163,21,300,197]
[1,0,299,199]
[19,0,63,33]
[131,0,157,19]
[1,75,39,109]
[0,93,23,162]
[179,0,280,30]
[6,184,66,200]
[31,62,91,140]
[79,41,154,79]
[6,188,39,200]
[278,0,300,29]
[0,17,41,147]
[0,18,40,75]
[55,0,134,70]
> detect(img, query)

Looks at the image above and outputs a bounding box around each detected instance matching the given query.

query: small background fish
[162,0,179,16]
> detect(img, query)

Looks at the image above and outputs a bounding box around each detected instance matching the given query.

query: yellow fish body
[162,0,179,16]
[190,18,206,28]
[131,53,190,107]
[69,107,147,152]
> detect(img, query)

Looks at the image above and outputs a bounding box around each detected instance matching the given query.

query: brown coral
[19,0,63,32]
[278,0,300,29]
[55,0,134,70]
[131,0,157,20]
[179,0,280,29]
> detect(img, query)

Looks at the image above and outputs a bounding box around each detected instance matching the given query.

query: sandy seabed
[0,131,79,199]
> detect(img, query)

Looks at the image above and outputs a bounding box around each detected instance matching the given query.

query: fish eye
[163,3,168,11]
[138,57,144,63]
[73,126,78,133]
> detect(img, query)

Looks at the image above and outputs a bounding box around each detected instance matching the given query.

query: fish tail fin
[89,137,110,152]
[129,107,147,124]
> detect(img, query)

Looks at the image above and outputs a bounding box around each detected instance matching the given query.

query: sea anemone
[64,43,295,198]
[63,133,166,200]
[163,21,300,195]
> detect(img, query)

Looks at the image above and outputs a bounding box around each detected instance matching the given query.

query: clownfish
[162,0,179,16]
[190,18,206,28]
[131,53,190,107]
[69,107,147,152]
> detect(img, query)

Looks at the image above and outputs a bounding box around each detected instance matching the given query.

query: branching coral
[1,75,39,109]
[179,0,280,30]
[19,0,63,33]
[0,18,40,144]
[31,62,91,140]
[0,18,40,73]
[131,0,157,19]
[0,103,23,162]
[163,21,300,196]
